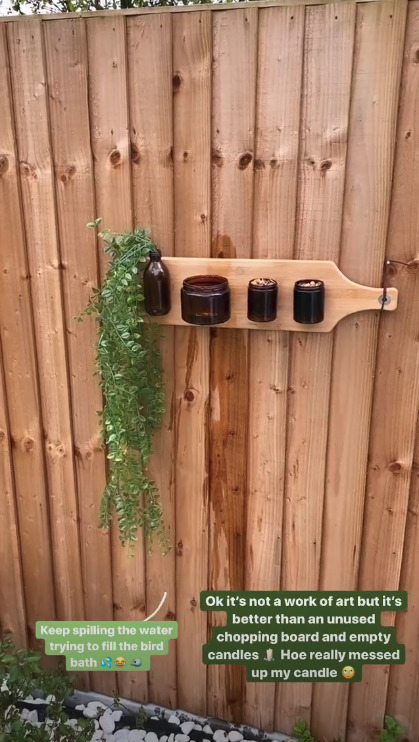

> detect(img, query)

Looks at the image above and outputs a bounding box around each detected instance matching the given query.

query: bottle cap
[149,248,162,260]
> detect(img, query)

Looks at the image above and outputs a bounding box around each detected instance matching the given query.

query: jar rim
[183,274,229,293]
[295,279,324,289]
[249,277,278,288]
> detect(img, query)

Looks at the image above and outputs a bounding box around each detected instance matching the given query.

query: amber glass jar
[143,249,171,316]
[247,278,278,322]
[293,279,325,324]
[181,275,230,325]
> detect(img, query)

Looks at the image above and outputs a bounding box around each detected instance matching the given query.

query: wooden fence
[0,0,418,739]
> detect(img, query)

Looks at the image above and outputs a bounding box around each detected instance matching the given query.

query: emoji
[101,657,113,668]
[114,657,127,668]
[131,658,142,667]
[342,666,355,680]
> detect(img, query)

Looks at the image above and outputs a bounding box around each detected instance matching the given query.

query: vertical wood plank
[7,19,84,621]
[0,345,27,647]
[385,8,419,738]
[127,12,175,706]
[275,3,356,733]
[346,2,418,739]
[44,18,115,696]
[208,7,258,723]
[311,2,408,741]
[173,10,211,716]
[86,14,133,700]
[87,16,132,276]
[243,5,304,731]
[0,22,55,646]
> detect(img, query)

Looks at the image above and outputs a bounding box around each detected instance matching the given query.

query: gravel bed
[16,690,295,742]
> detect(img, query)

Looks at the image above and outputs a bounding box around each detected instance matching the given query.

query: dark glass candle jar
[181,275,230,326]
[294,279,325,324]
[143,249,171,316]
[247,278,278,322]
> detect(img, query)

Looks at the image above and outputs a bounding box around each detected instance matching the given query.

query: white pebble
[45,695,56,704]
[160,736,168,742]
[151,716,159,720]
[27,710,38,723]
[76,704,86,711]
[115,731,130,741]
[21,709,30,720]
[175,735,190,742]
[100,715,116,734]
[203,727,213,735]
[168,733,175,742]
[228,733,243,742]
[145,733,159,742]
[129,732,147,742]
[92,731,104,741]
[169,716,180,726]
[111,710,123,722]
[214,731,226,742]
[180,722,195,735]
[84,707,99,719]
[194,725,202,732]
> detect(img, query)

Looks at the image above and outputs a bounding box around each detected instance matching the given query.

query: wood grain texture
[385,7,419,738]
[44,18,115,696]
[86,13,133,700]
[312,2,408,740]
[243,5,304,730]
[346,2,417,740]
[207,7,257,723]
[7,19,84,622]
[127,12,175,706]
[276,3,356,733]
[0,345,26,647]
[87,16,132,276]
[173,10,211,716]
[0,23,56,646]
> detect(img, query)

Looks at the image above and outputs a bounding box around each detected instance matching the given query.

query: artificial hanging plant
[78,220,169,553]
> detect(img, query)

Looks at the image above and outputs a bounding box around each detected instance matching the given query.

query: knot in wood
[238,151,253,170]
[109,149,122,167]
[190,598,197,607]
[320,159,332,171]
[184,389,195,403]
[20,161,38,180]
[130,142,141,165]
[172,72,183,91]
[212,149,224,168]
[21,436,35,452]
[176,540,183,556]
[270,158,280,170]
[0,155,9,176]
[59,164,76,183]
[166,611,176,621]
[0,428,5,444]
[254,158,265,171]
[388,461,403,473]
[47,441,66,460]
[414,48,419,64]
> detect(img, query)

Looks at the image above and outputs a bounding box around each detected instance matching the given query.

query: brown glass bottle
[143,249,171,316]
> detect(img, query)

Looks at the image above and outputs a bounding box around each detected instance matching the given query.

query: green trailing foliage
[0,634,95,742]
[293,716,404,742]
[79,220,169,553]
